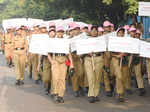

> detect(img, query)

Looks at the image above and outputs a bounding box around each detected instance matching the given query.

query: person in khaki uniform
[48,26,74,103]
[48,27,56,96]
[129,28,146,96]
[84,26,104,103]
[71,23,85,97]
[4,27,14,67]
[103,21,113,97]
[29,24,41,84]
[12,27,28,85]
[110,28,127,102]
[37,24,55,95]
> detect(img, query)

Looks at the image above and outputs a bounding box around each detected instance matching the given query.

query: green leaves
[102,0,112,5]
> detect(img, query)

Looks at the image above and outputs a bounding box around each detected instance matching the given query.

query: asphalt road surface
[0,54,150,112]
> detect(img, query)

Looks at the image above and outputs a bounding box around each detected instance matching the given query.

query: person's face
[40,27,47,33]
[111,26,115,32]
[69,30,74,37]
[49,30,56,38]
[57,31,64,38]
[135,33,141,39]
[130,31,136,38]
[104,26,111,33]
[16,29,22,35]
[34,26,39,32]
[81,28,88,33]
[74,28,80,36]
[90,28,98,37]
[98,32,103,36]
[117,30,124,37]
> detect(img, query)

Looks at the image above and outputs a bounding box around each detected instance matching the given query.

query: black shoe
[35,80,40,84]
[88,96,95,103]
[83,87,89,94]
[117,98,125,102]
[74,91,80,97]
[15,80,20,85]
[106,91,113,97]
[137,88,146,96]
[126,89,133,95]
[54,96,60,103]
[20,81,24,85]
[51,94,56,99]
[117,94,125,102]
[29,74,32,79]
[45,89,50,95]
[59,97,64,103]
[94,96,100,102]
[79,88,85,96]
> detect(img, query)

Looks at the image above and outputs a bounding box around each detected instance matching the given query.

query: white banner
[47,38,70,54]
[140,41,150,58]
[108,36,140,54]
[139,2,150,16]
[76,36,107,55]
[29,34,49,55]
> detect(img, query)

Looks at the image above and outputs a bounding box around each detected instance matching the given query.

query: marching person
[13,26,28,85]
[129,28,146,96]
[110,28,126,102]
[103,21,113,97]
[84,26,104,103]
[37,23,52,95]
[71,23,85,97]
[4,27,14,67]
[31,24,41,84]
[48,26,74,103]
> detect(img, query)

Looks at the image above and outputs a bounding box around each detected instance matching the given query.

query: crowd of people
[0,19,150,104]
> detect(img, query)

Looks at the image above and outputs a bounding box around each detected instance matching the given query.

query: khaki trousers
[84,56,104,97]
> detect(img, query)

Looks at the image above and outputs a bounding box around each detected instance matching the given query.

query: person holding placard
[129,28,146,96]
[84,25,104,103]
[103,21,113,97]
[48,26,74,103]
[12,26,28,85]
[31,24,42,84]
[110,28,128,102]
[70,23,85,97]
[37,23,52,95]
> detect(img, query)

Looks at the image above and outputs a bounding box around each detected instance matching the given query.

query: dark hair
[91,25,98,31]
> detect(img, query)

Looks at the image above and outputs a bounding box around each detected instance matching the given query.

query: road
[0,54,150,112]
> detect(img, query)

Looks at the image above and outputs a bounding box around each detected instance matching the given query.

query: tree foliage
[0,0,149,26]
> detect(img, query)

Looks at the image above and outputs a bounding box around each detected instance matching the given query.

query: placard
[47,38,70,54]
[29,34,49,55]
[108,36,140,54]
[140,41,150,58]
[139,2,150,16]
[76,36,107,55]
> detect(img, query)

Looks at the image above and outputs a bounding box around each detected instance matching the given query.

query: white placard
[70,33,88,52]
[47,38,70,54]
[139,2,150,16]
[76,36,107,55]
[108,36,140,54]
[29,34,49,55]
[140,41,150,58]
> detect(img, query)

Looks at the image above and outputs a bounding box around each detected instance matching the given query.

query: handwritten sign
[140,41,150,58]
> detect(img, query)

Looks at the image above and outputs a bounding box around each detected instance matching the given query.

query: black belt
[15,48,25,50]
[86,53,102,57]
[52,53,66,56]
[5,42,12,44]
